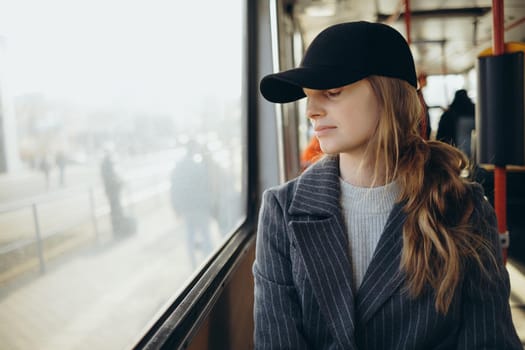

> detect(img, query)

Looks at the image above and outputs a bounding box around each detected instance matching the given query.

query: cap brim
[260,66,367,103]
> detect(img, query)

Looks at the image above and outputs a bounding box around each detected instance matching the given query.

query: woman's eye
[325,90,341,98]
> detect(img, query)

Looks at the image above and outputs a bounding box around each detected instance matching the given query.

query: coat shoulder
[262,177,299,212]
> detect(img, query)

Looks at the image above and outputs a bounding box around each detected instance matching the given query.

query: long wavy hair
[365,75,497,314]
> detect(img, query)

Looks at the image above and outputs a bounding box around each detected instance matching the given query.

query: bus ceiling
[282,0,525,76]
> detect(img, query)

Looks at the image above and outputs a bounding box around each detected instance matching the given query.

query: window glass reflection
[0,1,244,349]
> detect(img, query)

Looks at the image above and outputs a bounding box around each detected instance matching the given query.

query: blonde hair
[366,75,497,314]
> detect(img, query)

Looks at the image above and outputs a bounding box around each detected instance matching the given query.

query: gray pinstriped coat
[253,156,521,349]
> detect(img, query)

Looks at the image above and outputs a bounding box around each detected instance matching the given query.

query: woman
[253,21,520,349]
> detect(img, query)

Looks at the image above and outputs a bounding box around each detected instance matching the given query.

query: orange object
[301,137,323,170]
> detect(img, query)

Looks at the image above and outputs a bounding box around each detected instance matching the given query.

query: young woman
[253,21,521,349]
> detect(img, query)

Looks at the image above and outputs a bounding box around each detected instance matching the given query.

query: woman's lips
[314,125,336,136]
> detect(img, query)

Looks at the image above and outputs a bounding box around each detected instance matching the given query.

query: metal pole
[441,41,449,104]
[31,203,46,273]
[269,0,286,184]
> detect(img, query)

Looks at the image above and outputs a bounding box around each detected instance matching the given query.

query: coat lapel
[288,156,357,349]
[356,202,407,324]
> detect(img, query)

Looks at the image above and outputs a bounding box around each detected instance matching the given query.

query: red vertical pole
[492,0,508,263]
[492,0,505,54]
[494,167,507,262]
[404,0,411,44]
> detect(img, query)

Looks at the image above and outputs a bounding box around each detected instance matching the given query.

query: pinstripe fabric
[253,156,521,349]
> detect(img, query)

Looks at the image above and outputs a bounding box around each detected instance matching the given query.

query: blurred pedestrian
[39,154,51,190]
[100,150,133,237]
[170,141,214,266]
[55,151,67,186]
[436,89,475,157]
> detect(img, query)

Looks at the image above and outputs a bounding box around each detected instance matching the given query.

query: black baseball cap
[260,21,417,103]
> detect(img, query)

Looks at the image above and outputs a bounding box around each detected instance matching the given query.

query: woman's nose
[306,97,325,120]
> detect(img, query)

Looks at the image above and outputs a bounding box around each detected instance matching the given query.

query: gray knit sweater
[339,179,400,293]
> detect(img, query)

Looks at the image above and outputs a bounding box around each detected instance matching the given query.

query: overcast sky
[0,0,243,115]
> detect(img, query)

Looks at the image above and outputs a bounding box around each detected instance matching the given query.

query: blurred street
[0,151,229,350]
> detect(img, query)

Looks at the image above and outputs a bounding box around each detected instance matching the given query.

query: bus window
[0,1,245,349]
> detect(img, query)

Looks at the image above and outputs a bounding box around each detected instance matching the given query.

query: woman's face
[304,79,380,158]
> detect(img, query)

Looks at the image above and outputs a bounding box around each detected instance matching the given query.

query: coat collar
[289,156,357,348]
[289,155,341,218]
[288,156,407,345]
